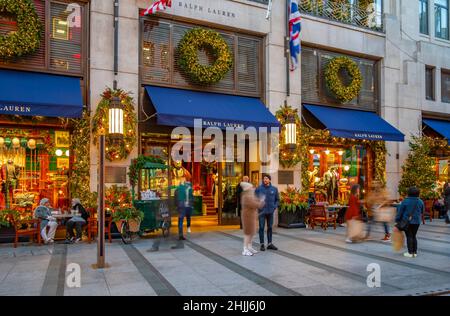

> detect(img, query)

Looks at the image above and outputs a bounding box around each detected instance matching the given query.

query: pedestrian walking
[240,182,265,256]
[255,174,279,251]
[34,198,58,244]
[365,181,392,242]
[175,177,194,240]
[345,184,364,243]
[395,186,424,258]
[236,176,250,229]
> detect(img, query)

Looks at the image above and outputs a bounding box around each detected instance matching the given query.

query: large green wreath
[92,88,137,162]
[177,28,233,85]
[324,56,362,103]
[0,0,42,59]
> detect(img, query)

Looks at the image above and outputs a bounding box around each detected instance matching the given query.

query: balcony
[299,0,384,33]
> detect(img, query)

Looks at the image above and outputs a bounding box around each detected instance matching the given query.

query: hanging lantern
[20,138,28,148]
[12,137,20,148]
[55,149,63,157]
[27,139,36,150]
[108,96,124,143]
[284,114,297,151]
[0,137,4,148]
[337,150,344,156]
[324,149,330,155]
[65,150,70,157]
[4,138,11,148]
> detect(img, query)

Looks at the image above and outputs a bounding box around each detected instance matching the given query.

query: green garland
[92,88,137,162]
[0,0,42,59]
[177,28,233,85]
[369,141,387,188]
[69,111,98,209]
[325,56,362,103]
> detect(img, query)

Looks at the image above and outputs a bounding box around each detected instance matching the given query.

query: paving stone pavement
[1,220,450,296]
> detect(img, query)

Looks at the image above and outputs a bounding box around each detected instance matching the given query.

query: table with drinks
[50,208,81,240]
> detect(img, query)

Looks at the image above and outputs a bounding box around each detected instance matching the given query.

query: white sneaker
[247,246,258,254]
[403,252,413,258]
[413,253,418,258]
[187,227,191,233]
[242,248,253,256]
[345,238,353,243]
[47,239,54,244]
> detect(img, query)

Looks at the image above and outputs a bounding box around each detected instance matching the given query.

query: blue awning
[145,86,279,129]
[0,69,83,118]
[303,104,405,142]
[423,119,450,145]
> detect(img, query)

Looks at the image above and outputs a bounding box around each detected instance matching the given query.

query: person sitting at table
[34,198,58,244]
[65,198,89,243]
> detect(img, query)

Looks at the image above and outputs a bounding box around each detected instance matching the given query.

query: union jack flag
[289,0,302,71]
[143,0,172,16]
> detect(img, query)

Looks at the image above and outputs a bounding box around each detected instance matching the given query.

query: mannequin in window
[330,166,339,203]
[1,159,19,208]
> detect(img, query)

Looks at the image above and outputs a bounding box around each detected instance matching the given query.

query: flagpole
[286,0,290,96]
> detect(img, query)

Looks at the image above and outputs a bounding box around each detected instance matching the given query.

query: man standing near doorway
[256,174,279,251]
[175,177,194,240]
[236,175,250,229]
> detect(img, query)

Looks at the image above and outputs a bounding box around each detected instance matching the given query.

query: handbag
[396,201,418,231]
[347,219,365,240]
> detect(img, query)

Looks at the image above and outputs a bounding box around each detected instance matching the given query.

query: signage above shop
[0,105,32,114]
[176,1,237,18]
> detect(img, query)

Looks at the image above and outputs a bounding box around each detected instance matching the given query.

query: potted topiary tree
[278,187,308,228]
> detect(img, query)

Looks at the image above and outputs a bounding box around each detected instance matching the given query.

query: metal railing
[247,0,269,4]
[299,0,384,32]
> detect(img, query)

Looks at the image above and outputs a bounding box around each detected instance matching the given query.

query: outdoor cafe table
[51,213,74,240]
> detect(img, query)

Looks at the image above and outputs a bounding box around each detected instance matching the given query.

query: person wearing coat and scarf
[240,182,265,256]
[34,198,58,244]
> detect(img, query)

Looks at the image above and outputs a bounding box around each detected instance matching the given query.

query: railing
[247,0,269,4]
[299,0,384,33]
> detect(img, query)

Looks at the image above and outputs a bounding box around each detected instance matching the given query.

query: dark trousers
[259,213,274,244]
[178,206,192,237]
[66,220,84,239]
[405,224,420,254]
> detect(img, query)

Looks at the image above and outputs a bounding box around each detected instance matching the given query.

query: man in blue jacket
[255,174,279,251]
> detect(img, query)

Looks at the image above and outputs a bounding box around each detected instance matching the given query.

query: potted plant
[278,187,309,228]
[112,206,144,233]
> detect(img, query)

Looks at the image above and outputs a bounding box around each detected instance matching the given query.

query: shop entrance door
[218,161,245,225]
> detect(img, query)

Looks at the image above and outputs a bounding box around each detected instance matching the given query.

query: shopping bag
[375,206,395,223]
[392,229,404,252]
[347,219,365,240]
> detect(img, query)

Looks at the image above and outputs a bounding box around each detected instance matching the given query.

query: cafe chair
[9,215,41,248]
[306,205,337,230]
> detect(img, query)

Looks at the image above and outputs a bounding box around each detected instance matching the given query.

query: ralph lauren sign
[177,1,237,18]
[0,105,32,114]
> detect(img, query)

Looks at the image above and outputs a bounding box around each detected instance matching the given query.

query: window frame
[420,0,429,35]
[442,69,450,103]
[0,0,88,78]
[425,66,435,101]
[435,0,449,40]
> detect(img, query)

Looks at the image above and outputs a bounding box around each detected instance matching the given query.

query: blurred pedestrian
[175,177,194,240]
[395,187,424,258]
[365,181,392,242]
[444,182,450,224]
[236,176,250,229]
[240,182,264,256]
[345,184,364,243]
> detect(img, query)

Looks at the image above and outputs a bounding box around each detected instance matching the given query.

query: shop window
[308,145,368,204]
[0,128,71,211]
[442,70,450,103]
[425,66,435,101]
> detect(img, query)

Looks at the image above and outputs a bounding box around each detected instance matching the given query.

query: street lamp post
[95,96,123,269]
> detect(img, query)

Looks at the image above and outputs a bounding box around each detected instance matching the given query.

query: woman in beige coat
[240,182,265,256]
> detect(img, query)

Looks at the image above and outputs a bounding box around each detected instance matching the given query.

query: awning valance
[303,104,405,142]
[423,119,450,145]
[145,86,279,129]
[0,69,83,118]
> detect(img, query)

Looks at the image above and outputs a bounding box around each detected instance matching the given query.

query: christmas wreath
[92,88,137,162]
[0,0,42,59]
[177,28,233,85]
[324,56,362,103]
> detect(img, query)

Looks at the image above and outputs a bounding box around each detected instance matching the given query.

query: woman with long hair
[240,182,264,256]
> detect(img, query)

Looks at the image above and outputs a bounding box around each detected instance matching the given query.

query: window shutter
[49,2,83,73]
[301,48,319,102]
[0,0,45,68]
[237,37,260,95]
[142,20,171,83]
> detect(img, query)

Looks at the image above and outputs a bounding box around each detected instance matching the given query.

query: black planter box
[278,207,306,229]
[0,226,20,244]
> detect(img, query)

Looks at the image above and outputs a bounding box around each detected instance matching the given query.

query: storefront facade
[0,0,89,211]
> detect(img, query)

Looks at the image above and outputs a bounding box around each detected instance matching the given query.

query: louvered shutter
[49,2,82,73]
[142,20,171,83]
[237,37,260,95]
